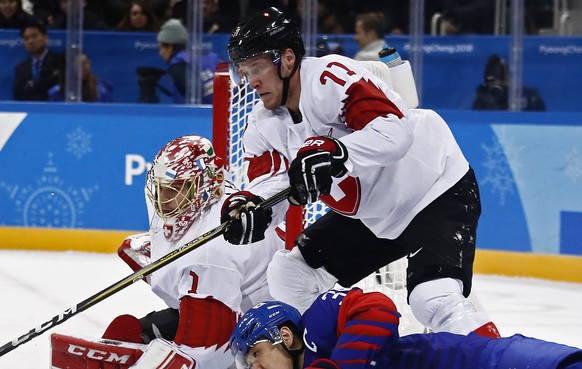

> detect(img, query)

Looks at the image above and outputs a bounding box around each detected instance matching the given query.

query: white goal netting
[212,64,424,334]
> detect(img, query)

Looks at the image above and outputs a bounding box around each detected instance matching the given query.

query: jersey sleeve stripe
[246,150,289,182]
[342,79,404,130]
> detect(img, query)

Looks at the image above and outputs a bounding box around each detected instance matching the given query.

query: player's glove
[288,136,348,205]
[306,359,340,369]
[220,191,272,245]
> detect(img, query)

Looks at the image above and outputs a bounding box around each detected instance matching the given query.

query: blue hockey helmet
[230,301,304,369]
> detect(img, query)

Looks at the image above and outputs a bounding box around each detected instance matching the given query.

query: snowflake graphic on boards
[67,126,92,159]
[480,136,516,206]
[0,153,98,227]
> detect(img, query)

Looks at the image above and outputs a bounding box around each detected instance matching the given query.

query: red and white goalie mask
[146,135,225,222]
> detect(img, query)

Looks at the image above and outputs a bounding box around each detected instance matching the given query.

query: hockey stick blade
[0,187,291,357]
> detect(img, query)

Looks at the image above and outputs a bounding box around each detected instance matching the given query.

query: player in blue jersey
[230,288,582,369]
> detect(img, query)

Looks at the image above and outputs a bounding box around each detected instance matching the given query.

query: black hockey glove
[288,136,348,206]
[220,191,272,245]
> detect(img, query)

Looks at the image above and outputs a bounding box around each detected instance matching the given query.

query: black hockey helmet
[228,7,305,64]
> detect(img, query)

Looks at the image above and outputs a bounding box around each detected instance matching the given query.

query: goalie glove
[220,191,273,244]
[288,136,348,205]
[118,232,152,284]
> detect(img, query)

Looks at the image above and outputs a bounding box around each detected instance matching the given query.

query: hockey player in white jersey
[50,135,284,369]
[220,7,501,338]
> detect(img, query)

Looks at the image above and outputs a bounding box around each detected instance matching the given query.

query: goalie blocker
[51,333,195,369]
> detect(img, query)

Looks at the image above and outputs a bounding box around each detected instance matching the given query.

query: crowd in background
[1,0,555,35]
[0,0,554,107]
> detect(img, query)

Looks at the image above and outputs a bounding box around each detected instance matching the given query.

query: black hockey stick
[0,187,291,357]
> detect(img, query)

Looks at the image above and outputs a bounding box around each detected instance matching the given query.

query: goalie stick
[0,187,291,358]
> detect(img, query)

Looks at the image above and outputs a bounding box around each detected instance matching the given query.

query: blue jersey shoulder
[302,288,354,366]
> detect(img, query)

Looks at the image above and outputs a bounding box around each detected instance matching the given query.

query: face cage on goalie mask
[147,170,200,220]
[228,50,281,86]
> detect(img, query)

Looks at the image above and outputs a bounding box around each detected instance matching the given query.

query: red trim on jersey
[320,176,361,216]
[342,79,404,131]
[337,289,399,336]
[174,296,238,349]
[474,321,501,338]
[336,358,368,365]
[342,322,393,336]
[335,341,382,350]
[246,150,289,182]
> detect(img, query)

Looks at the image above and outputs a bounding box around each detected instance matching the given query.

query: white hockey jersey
[146,180,284,369]
[243,54,469,239]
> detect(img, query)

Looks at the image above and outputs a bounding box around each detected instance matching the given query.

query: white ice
[0,249,581,368]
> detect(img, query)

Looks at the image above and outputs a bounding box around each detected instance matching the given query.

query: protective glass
[229,51,280,85]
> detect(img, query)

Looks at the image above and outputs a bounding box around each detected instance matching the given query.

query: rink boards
[0,103,581,281]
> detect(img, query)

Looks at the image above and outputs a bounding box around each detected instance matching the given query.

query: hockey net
[212,63,423,334]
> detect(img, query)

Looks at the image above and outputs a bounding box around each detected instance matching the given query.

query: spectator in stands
[525,0,553,34]
[48,52,114,102]
[202,0,230,33]
[0,0,36,29]
[101,0,170,29]
[31,0,105,28]
[170,0,233,33]
[156,18,222,104]
[353,12,386,61]
[47,0,107,30]
[289,0,352,34]
[350,1,445,34]
[441,0,495,35]
[115,0,159,31]
[31,0,61,25]
[472,54,546,111]
[317,0,352,34]
[350,0,407,34]
[13,20,60,101]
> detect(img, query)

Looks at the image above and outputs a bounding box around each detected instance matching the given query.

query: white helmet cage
[146,135,225,221]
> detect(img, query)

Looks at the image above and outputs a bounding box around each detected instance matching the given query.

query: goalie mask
[146,135,225,222]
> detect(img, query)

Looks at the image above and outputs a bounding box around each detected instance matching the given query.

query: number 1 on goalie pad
[51,334,195,369]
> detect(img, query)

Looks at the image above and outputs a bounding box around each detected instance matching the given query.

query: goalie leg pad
[51,333,146,369]
[409,278,498,336]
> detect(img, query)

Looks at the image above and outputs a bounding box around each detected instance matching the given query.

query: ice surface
[0,249,581,368]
